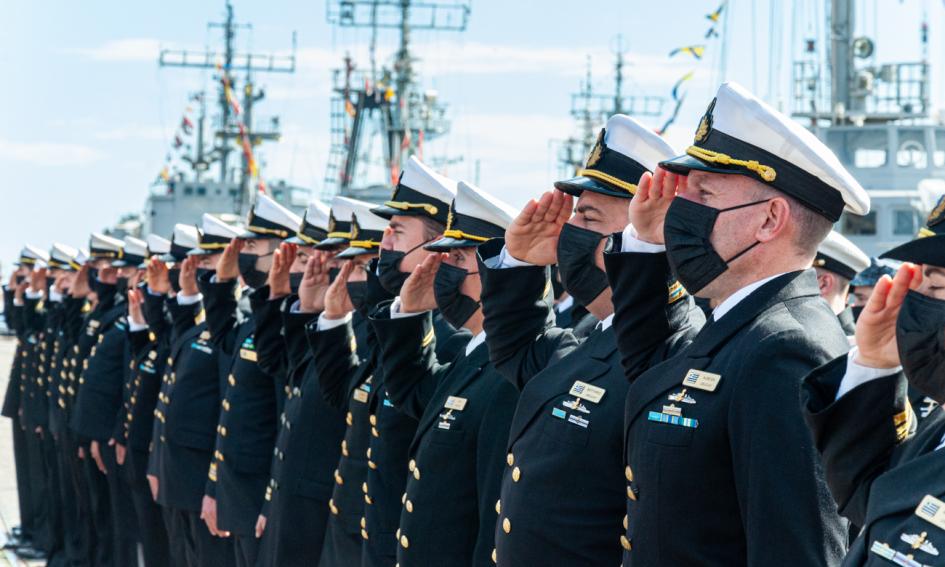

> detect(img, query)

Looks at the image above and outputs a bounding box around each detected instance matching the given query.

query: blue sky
[1,0,941,269]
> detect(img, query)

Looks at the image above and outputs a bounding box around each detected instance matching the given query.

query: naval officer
[814,231,870,338]
[604,81,870,565]
[802,196,945,566]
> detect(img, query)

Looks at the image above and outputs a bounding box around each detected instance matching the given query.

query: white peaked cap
[605,114,678,172]
[348,199,390,233]
[455,181,517,231]
[50,243,79,264]
[146,234,172,255]
[664,82,869,220]
[122,236,148,259]
[246,193,303,236]
[330,195,372,222]
[21,244,50,265]
[202,213,243,239]
[400,156,459,205]
[74,249,89,265]
[90,233,124,252]
[816,230,871,280]
[173,224,200,249]
[305,200,332,231]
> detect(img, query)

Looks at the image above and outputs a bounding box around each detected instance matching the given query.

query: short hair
[751,184,833,257]
[419,217,445,242]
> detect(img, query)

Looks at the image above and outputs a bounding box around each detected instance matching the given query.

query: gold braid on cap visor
[686,146,777,183]
[348,239,380,249]
[295,232,321,246]
[441,229,489,242]
[574,169,638,195]
[383,201,439,216]
[247,225,290,238]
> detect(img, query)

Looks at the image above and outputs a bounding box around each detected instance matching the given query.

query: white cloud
[67,38,163,62]
[0,139,106,167]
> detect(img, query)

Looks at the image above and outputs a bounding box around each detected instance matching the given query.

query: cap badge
[927,197,945,229]
[585,129,605,168]
[694,98,716,143]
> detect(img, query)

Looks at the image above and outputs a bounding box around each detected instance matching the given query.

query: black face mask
[896,290,945,404]
[550,265,566,300]
[556,223,609,307]
[352,258,393,315]
[289,272,304,294]
[328,268,341,284]
[663,197,769,294]
[88,268,99,283]
[45,276,56,291]
[851,305,864,323]
[434,263,480,329]
[91,278,117,304]
[238,253,270,289]
[115,277,130,300]
[347,280,368,313]
[15,275,25,285]
[168,268,183,293]
[376,241,429,295]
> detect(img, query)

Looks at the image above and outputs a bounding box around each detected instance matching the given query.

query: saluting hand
[268,243,297,299]
[147,258,171,295]
[179,257,199,297]
[505,190,573,266]
[298,252,332,314]
[629,167,682,245]
[127,288,145,327]
[29,267,47,294]
[399,253,443,313]
[216,239,243,282]
[323,261,356,319]
[854,263,923,369]
[71,264,91,298]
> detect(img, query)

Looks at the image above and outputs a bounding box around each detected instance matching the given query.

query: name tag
[353,389,368,403]
[916,495,945,531]
[683,369,722,392]
[240,348,258,362]
[568,381,606,404]
[444,396,467,411]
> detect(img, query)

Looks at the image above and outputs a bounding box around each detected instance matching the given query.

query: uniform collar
[713,273,787,321]
[465,330,486,357]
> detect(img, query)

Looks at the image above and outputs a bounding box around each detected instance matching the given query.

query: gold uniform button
[408,459,416,472]
[360,517,366,529]
[368,460,377,470]
[361,482,369,494]
[396,528,401,540]
[401,492,407,504]
[361,529,369,540]
[625,466,633,482]
[413,467,420,480]
[346,412,353,426]
[495,499,501,514]
[228,375,236,387]
[492,548,497,563]
[623,515,628,530]
[512,467,521,482]
[364,494,373,505]
[371,427,379,438]
[400,535,409,549]
[405,500,413,513]
[627,485,636,501]
[341,440,348,456]
[329,499,339,515]
[334,470,343,485]
[506,453,514,466]
[369,414,377,426]
[502,518,511,534]
[621,535,632,551]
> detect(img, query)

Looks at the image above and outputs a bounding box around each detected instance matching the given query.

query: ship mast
[158,1,297,213]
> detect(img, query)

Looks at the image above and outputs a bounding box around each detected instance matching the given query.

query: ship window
[894,209,920,235]
[842,211,877,235]
[184,186,194,196]
[196,186,206,196]
[828,130,888,169]
[897,130,927,168]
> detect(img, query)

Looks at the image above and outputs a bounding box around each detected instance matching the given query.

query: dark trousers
[40,433,66,564]
[60,434,92,566]
[10,416,35,541]
[82,447,114,566]
[258,496,330,567]
[125,450,170,567]
[317,518,362,567]
[233,535,259,567]
[162,507,236,567]
[23,426,49,551]
[102,443,139,567]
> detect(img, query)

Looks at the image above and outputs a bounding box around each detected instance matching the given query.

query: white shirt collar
[465,330,487,356]
[712,273,787,321]
[555,295,575,312]
[596,313,615,332]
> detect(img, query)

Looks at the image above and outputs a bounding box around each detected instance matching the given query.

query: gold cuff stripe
[384,200,439,216]
[420,328,435,348]
[442,229,489,242]
[667,281,687,304]
[247,225,290,238]
[686,146,777,183]
[576,169,638,195]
